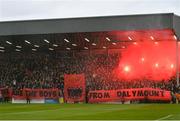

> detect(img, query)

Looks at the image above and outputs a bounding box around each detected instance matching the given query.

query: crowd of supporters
[0,53,64,89]
[0,51,179,93]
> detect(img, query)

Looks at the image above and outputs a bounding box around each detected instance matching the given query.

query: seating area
[0,52,178,93]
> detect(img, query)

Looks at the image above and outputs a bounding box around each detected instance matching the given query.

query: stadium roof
[0,13,179,53]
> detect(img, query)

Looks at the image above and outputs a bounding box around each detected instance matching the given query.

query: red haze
[113,41,180,81]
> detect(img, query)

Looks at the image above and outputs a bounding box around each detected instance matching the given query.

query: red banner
[88,88,171,103]
[0,89,2,97]
[0,88,11,98]
[12,88,60,99]
[64,74,85,103]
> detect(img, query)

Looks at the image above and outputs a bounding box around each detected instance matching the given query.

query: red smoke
[113,40,180,81]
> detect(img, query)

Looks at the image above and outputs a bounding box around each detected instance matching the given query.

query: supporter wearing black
[26,94,31,104]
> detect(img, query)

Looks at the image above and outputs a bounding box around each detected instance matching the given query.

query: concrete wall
[0,13,173,36]
[173,15,180,39]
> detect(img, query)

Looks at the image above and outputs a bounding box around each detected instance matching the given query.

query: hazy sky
[0,0,179,21]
